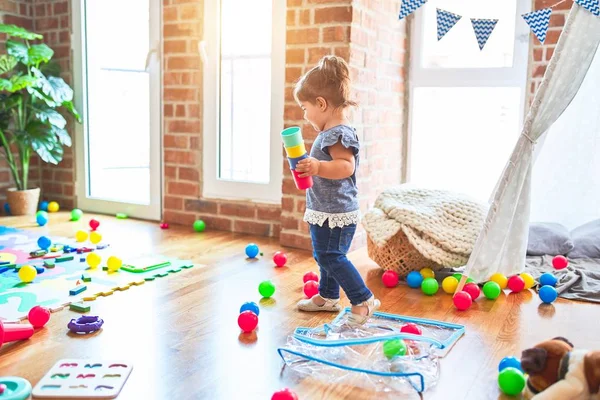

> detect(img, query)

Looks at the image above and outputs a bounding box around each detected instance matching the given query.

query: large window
[408,0,530,202]
[203,0,284,202]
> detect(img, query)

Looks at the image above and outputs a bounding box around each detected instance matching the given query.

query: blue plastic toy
[37,236,51,251]
[539,285,558,304]
[406,271,424,288]
[3,202,10,215]
[539,272,558,287]
[240,301,260,316]
[0,376,32,400]
[39,200,49,211]
[245,243,259,259]
[499,356,523,372]
[36,211,48,227]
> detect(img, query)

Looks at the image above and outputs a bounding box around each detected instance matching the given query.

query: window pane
[219,0,272,183]
[410,87,521,202]
[420,0,517,68]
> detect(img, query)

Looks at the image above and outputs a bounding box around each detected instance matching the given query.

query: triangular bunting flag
[399,0,427,20]
[522,8,552,44]
[437,8,462,41]
[575,0,600,16]
[470,18,499,50]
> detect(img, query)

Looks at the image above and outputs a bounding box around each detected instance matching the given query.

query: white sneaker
[297,295,341,312]
[346,296,380,326]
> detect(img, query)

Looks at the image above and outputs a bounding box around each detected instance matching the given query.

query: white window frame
[202,0,284,203]
[407,1,531,180]
[72,0,162,220]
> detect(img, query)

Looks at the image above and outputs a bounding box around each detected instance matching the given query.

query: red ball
[237,310,258,333]
[507,275,525,293]
[273,251,287,267]
[28,305,50,328]
[303,280,319,298]
[453,291,472,311]
[89,218,100,231]
[400,323,422,335]
[160,222,169,229]
[382,270,399,288]
[272,388,298,400]
[552,255,568,270]
[303,271,319,284]
[463,282,481,301]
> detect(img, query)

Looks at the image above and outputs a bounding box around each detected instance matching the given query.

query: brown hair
[294,55,357,109]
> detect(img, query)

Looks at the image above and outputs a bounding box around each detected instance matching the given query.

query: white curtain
[463,4,600,282]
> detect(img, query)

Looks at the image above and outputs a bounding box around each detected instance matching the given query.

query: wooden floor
[0,213,598,400]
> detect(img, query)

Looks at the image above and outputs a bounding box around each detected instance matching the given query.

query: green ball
[421,277,439,295]
[498,367,526,396]
[71,208,83,221]
[452,273,474,284]
[383,339,407,359]
[483,281,502,300]
[193,220,206,232]
[258,280,276,298]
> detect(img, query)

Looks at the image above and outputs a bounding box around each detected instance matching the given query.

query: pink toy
[291,169,313,190]
[89,218,100,231]
[272,388,299,400]
[303,280,319,298]
[238,311,258,333]
[463,283,481,301]
[0,320,34,349]
[507,275,525,293]
[160,222,169,229]
[453,291,472,311]
[382,270,399,288]
[400,323,422,335]
[552,255,568,270]
[28,305,50,328]
[303,271,319,283]
[273,251,287,267]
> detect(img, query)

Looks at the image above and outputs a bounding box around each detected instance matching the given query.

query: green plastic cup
[281,127,304,148]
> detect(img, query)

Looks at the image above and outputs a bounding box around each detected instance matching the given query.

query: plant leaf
[25,121,63,164]
[51,124,71,147]
[6,40,29,64]
[28,44,54,65]
[27,86,57,107]
[61,100,82,123]
[34,107,66,129]
[0,78,13,91]
[32,67,73,104]
[0,55,18,75]
[0,24,43,40]
[9,74,37,92]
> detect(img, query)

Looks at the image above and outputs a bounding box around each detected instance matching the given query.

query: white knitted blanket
[362,186,488,267]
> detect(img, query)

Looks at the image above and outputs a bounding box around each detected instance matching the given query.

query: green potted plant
[0,24,81,215]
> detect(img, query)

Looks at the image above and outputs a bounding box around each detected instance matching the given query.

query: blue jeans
[310,223,372,305]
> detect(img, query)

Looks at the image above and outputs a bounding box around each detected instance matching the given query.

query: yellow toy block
[129,280,145,286]
[285,143,307,158]
[83,295,97,301]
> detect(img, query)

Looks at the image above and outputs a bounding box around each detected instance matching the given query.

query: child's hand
[296,157,320,178]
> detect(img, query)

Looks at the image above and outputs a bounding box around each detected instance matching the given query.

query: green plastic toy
[193,220,206,232]
[383,339,407,359]
[498,367,526,396]
[483,281,502,300]
[70,208,83,221]
[421,277,439,295]
[259,280,276,298]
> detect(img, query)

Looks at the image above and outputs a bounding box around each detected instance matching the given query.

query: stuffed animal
[520,337,600,399]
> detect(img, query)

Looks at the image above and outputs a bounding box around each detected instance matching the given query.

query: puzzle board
[0,226,198,321]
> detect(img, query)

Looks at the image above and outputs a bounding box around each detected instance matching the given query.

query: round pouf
[0,377,32,400]
[539,285,558,304]
[406,271,423,289]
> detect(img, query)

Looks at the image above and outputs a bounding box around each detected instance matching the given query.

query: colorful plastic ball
[107,256,122,272]
[86,252,101,269]
[4,202,10,215]
[89,218,100,231]
[483,281,502,300]
[463,282,481,301]
[499,356,523,372]
[489,273,508,290]
[35,211,48,226]
[160,222,169,229]
[47,201,59,213]
[271,388,298,400]
[400,323,422,335]
[237,310,258,333]
[245,243,259,259]
[37,235,51,250]
[442,276,459,294]
[273,251,287,267]
[259,280,276,298]
[539,285,558,304]
[303,280,319,298]
[71,208,83,221]
[520,272,535,290]
[452,273,474,284]
[382,270,399,288]
[507,275,525,293]
[240,301,260,316]
[39,201,49,211]
[421,277,439,295]
[552,255,568,270]
[498,367,526,396]
[90,231,102,245]
[420,267,435,279]
[18,265,37,283]
[383,338,407,359]
[453,291,472,311]
[193,219,206,232]
[75,230,88,242]
[303,271,319,283]
[539,272,558,287]
[28,305,50,328]
[406,271,423,288]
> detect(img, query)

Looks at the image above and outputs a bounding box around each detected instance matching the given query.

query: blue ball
[35,266,45,274]
[539,285,558,304]
[39,201,49,211]
[3,202,10,215]
[245,243,259,258]
[499,356,523,372]
[539,272,558,287]
[406,271,424,289]
[37,236,52,250]
[240,301,260,316]
[36,211,48,226]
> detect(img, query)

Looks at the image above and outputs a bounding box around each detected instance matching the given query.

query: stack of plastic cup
[281,127,313,190]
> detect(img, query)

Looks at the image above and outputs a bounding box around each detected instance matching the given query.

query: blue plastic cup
[288,154,308,170]
[281,127,304,148]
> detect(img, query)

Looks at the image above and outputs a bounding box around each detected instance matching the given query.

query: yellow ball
[420,267,435,279]
[442,276,459,294]
[47,201,59,212]
[90,231,102,245]
[520,272,535,290]
[107,256,122,272]
[87,252,101,269]
[489,273,508,290]
[18,265,37,283]
[75,230,88,242]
